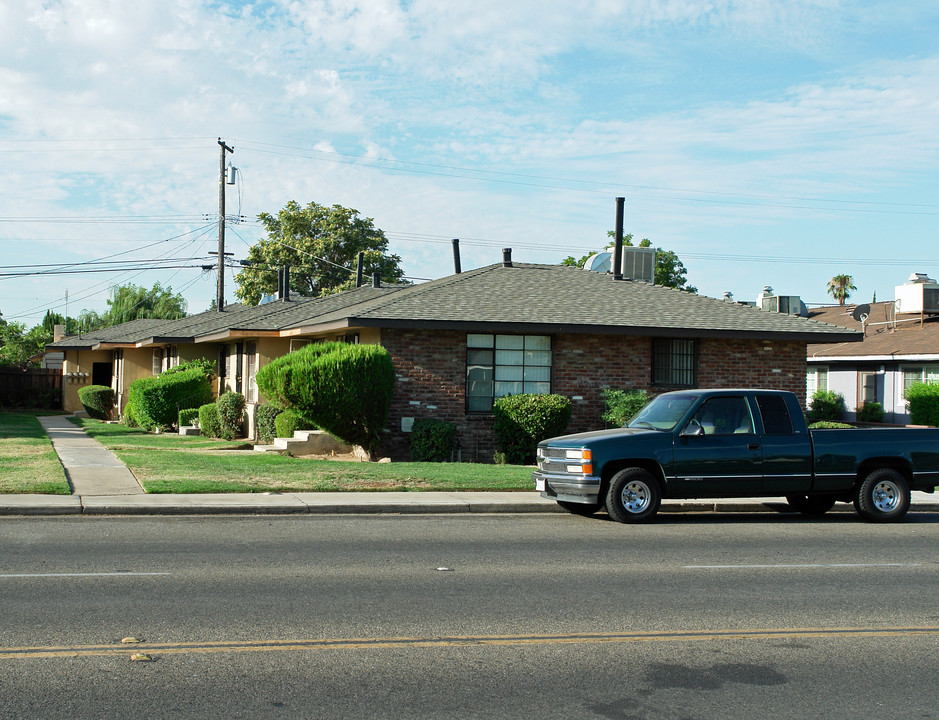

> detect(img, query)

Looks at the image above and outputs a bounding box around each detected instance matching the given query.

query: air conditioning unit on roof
[621,246,656,283]
[895,274,939,314]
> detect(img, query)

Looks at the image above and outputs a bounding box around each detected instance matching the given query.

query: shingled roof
[48,263,862,349]
[807,303,939,358]
[285,263,863,342]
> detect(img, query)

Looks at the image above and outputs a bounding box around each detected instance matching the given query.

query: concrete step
[254,429,363,458]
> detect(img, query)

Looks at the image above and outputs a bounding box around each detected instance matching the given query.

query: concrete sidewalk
[1,416,935,517]
[37,416,144,496]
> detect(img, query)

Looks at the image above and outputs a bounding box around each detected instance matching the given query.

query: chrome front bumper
[532,471,602,504]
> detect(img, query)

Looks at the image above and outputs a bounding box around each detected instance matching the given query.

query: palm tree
[827,274,856,306]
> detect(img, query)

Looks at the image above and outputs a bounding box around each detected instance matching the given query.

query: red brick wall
[378,329,807,461]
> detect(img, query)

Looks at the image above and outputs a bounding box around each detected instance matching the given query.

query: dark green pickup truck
[533,388,939,523]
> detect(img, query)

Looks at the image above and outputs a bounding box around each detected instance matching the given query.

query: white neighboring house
[806,274,939,424]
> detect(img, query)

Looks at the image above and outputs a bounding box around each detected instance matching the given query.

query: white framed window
[246,341,258,403]
[466,334,552,413]
[900,365,939,402]
[152,349,164,376]
[806,365,828,402]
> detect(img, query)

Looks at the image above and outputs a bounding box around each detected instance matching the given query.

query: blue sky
[1,0,937,326]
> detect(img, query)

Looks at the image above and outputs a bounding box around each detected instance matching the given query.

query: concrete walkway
[0,416,935,518]
[36,416,144,496]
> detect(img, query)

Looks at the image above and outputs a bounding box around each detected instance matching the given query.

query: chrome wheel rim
[871,480,901,512]
[620,481,651,513]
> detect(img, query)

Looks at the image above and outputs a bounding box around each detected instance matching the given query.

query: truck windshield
[627,393,699,431]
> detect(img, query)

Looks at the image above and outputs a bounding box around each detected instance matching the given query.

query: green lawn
[71,418,534,494]
[0,412,71,494]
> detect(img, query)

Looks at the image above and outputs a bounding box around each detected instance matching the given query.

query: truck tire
[785,494,836,516]
[605,468,661,524]
[557,500,603,517]
[853,469,911,523]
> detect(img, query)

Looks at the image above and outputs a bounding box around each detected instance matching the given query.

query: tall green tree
[235,201,407,305]
[827,274,856,306]
[103,282,187,326]
[562,233,697,292]
[0,321,49,368]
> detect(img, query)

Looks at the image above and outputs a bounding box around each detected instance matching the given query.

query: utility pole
[217,138,234,311]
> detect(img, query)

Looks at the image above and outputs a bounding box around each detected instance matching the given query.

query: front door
[670,395,763,497]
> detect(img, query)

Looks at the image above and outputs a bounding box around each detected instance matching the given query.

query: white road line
[683,563,920,569]
[0,572,171,578]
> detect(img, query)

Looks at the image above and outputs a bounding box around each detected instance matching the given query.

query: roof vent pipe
[452,239,462,274]
[502,248,512,267]
[276,267,284,299]
[612,197,625,281]
[282,265,290,301]
[372,272,381,288]
[356,251,364,288]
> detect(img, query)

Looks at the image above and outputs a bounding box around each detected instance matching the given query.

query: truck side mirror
[681,422,705,437]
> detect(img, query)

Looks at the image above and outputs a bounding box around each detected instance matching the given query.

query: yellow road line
[3,626,938,660]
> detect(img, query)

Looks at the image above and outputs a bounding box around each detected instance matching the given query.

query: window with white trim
[466,334,552,413]
[806,365,828,402]
[901,365,939,401]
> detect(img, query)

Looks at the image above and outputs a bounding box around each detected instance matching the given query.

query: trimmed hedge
[256,341,394,458]
[601,388,649,427]
[216,391,246,440]
[127,368,213,430]
[410,418,456,462]
[178,408,200,427]
[198,402,222,439]
[808,389,846,422]
[856,401,885,423]
[274,409,311,438]
[77,384,115,420]
[493,394,572,465]
[256,404,281,444]
[163,357,216,382]
[906,382,939,426]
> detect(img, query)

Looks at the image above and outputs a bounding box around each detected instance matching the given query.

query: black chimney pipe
[502,248,512,267]
[452,239,462,274]
[276,267,284,299]
[355,251,364,287]
[282,265,290,301]
[613,196,625,281]
[372,272,381,288]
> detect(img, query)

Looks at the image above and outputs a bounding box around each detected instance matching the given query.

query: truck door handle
[748,443,761,450]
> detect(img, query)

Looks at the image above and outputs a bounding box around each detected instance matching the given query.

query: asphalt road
[2,512,939,719]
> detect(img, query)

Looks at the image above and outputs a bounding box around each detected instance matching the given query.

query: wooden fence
[0,368,62,409]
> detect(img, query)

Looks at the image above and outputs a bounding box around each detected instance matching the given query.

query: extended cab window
[756,395,793,435]
[688,397,753,435]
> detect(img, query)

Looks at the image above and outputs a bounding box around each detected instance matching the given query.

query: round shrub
[77,384,115,420]
[493,394,572,465]
[198,402,222,439]
[809,390,846,422]
[127,368,213,430]
[856,401,885,423]
[906,382,939,426]
[601,388,649,427]
[275,409,308,438]
[216,391,246,440]
[410,419,457,462]
[256,341,394,458]
[256,404,281,444]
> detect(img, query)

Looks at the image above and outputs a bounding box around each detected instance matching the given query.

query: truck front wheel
[854,469,911,523]
[606,468,661,524]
